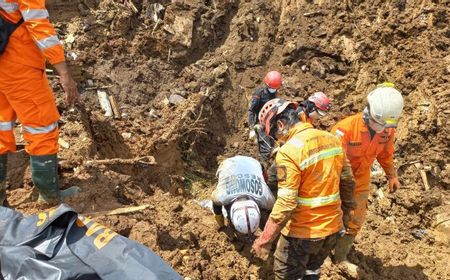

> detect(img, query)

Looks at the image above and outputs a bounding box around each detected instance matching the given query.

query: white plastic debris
[97,90,113,117]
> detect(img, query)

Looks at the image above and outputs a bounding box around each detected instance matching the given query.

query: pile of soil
[4,0,450,279]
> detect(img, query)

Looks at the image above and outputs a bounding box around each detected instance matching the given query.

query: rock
[232,142,239,148]
[411,228,427,239]
[434,211,450,238]
[148,109,159,119]
[180,249,189,256]
[301,65,308,72]
[171,16,194,47]
[445,65,450,75]
[310,59,327,78]
[212,63,229,78]
[168,94,186,105]
[149,3,165,22]
[121,132,132,139]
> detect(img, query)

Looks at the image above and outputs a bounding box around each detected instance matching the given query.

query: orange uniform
[0,0,63,155]
[270,122,354,239]
[331,113,396,235]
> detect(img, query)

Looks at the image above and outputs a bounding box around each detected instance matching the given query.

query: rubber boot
[30,154,80,205]
[333,234,359,278]
[0,154,7,206]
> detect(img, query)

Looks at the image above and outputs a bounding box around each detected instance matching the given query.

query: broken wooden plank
[84,156,156,167]
[84,204,151,217]
[420,170,430,191]
[85,85,114,90]
[303,10,324,17]
[108,95,121,119]
[127,0,138,13]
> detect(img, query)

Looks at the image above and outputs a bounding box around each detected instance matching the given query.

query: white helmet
[230,198,260,234]
[367,83,404,128]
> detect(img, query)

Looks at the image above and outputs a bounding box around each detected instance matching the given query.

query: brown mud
[4,0,450,279]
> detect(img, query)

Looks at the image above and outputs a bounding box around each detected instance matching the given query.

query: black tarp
[0,204,182,280]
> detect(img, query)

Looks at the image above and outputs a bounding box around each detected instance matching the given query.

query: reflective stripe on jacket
[270,122,346,239]
[331,113,396,192]
[0,0,65,68]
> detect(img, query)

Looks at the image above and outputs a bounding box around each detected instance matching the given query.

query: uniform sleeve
[339,154,355,212]
[19,0,65,64]
[257,129,275,161]
[377,129,397,178]
[248,94,260,127]
[331,124,349,153]
[269,147,300,225]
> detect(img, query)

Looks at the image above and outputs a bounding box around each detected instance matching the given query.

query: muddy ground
[4,0,450,279]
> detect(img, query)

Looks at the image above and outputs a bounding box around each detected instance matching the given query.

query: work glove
[248,124,260,140]
[214,214,225,229]
[249,129,256,140]
[388,177,401,193]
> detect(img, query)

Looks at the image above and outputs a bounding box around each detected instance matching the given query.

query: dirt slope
[5,0,450,279]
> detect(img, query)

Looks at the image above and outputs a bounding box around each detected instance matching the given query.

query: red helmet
[258,98,297,135]
[264,71,282,89]
[308,91,330,112]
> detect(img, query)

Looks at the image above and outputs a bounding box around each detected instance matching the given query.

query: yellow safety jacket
[270,122,349,238]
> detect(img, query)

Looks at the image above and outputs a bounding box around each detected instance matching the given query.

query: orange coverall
[0,0,64,155]
[331,113,397,235]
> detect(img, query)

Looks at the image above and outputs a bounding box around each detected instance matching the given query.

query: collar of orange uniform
[355,112,369,133]
[285,122,314,141]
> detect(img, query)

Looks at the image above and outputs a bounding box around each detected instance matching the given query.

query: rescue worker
[258,92,331,163]
[252,99,355,280]
[0,0,80,205]
[298,91,331,124]
[248,70,282,140]
[330,83,404,273]
[258,93,331,191]
[212,155,275,234]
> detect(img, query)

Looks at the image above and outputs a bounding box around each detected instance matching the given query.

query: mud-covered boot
[333,234,359,279]
[30,154,80,205]
[0,154,7,206]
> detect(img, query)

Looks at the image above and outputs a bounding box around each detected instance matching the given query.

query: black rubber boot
[333,234,359,278]
[30,154,80,205]
[0,154,7,205]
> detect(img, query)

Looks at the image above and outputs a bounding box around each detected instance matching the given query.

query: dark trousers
[273,232,339,280]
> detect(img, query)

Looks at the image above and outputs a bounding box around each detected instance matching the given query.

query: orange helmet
[263,71,282,89]
[258,98,297,135]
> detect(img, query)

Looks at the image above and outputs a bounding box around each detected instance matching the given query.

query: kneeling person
[212,155,275,234]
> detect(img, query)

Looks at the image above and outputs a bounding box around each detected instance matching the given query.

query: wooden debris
[127,0,138,13]
[85,85,114,90]
[58,138,70,149]
[303,10,323,17]
[108,95,121,119]
[84,204,150,217]
[420,170,430,191]
[84,156,156,167]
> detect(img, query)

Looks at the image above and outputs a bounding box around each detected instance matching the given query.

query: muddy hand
[252,240,270,260]
[60,74,79,106]
[53,62,80,106]
[388,177,401,193]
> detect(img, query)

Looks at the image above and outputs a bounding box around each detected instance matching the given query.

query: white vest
[212,156,275,210]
